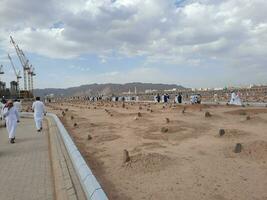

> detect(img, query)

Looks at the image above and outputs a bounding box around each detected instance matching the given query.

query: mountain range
[34,82,185,97]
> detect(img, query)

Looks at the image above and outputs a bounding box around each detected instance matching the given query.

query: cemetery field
[48,102,267,200]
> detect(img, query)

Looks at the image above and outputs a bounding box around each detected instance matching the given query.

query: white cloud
[0,0,267,87]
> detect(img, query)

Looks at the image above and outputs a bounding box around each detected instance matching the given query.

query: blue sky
[0,0,267,89]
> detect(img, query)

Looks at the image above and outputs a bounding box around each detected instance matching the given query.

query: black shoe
[37,129,41,132]
[10,138,15,144]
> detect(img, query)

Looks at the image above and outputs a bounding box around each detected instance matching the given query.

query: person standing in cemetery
[32,97,46,132]
[229,91,242,106]
[163,94,167,103]
[178,93,182,104]
[229,91,236,104]
[156,94,161,103]
[163,94,169,103]
[235,92,242,105]
[2,100,19,143]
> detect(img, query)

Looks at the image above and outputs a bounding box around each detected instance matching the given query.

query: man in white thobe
[191,95,197,104]
[0,99,7,126]
[229,92,236,105]
[234,92,242,106]
[32,97,46,132]
[229,91,242,106]
[14,99,22,116]
[0,100,4,121]
[3,100,19,143]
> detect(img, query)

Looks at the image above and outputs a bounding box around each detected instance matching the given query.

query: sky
[0,0,267,89]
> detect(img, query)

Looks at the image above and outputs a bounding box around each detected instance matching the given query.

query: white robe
[161,95,165,102]
[32,101,46,130]
[3,106,19,139]
[14,101,22,117]
[191,96,197,104]
[229,92,242,105]
[14,102,22,112]
[235,94,242,105]
[229,92,236,104]
[174,96,178,103]
[0,102,4,120]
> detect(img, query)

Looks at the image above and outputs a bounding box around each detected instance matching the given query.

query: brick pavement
[0,117,55,200]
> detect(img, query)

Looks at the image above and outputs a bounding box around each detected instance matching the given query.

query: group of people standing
[155,93,170,103]
[155,93,183,104]
[0,97,46,144]
[153,91,244,105]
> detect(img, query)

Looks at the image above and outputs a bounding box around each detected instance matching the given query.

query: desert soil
[47,102,267,200]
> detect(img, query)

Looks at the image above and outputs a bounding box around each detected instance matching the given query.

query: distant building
[164,88,177,92]
[214,88,223,91]
[10,81,19,98]
[0,81,6,91]
[145,89,158,94]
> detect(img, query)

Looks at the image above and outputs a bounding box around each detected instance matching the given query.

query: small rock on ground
[219,129,225,136]
[123,149,131,163]
[234,143,242,153]
[161,127,169,133]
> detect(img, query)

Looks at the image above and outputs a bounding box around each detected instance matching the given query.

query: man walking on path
[14,99,22,115]
[2,100,19,143]
[32,97,46,132]
[0,99,7,127]
[0,100,4,121]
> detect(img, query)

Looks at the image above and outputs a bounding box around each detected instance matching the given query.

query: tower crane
[10,36,30,91]
[28,65,36,92]
[18,46,36,93]
[31,66,36,92]
[7,54,22,90]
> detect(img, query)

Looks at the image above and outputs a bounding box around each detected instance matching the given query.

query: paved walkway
[0,117,55,200]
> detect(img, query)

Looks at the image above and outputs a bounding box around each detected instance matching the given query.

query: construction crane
[31,66,36,92]
[19,47,36,94]
[7,54,22,90]
[0,65,3,74]
[0,64,4,82]
[10,36,30,91]
[28,65,36,93]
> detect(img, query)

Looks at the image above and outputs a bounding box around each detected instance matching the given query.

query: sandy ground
[47,102,267,200]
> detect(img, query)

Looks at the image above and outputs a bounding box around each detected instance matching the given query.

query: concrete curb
[22,112,108,200]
